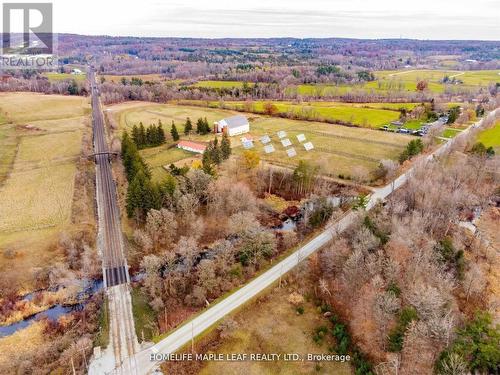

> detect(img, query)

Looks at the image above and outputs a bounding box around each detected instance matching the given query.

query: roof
[177,140,206,151]
[220,115,249,129]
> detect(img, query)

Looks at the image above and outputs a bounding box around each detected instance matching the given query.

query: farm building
[214,115,250,136]
[177,140,207,154]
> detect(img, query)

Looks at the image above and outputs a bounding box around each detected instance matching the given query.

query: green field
[107,102,410,181]
[180,100,407,128]
[101,74,177,84]
[191,80,254,89]
[374,69,500,90]
[442,127,463,139]
[0,93,90,290]
[286,69,499,97]
[477,121,500,151]
[43,72,86,82]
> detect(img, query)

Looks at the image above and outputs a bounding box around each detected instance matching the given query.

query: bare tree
[145,208,177,251]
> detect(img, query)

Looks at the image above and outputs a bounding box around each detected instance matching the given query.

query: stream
[0,279,103,338]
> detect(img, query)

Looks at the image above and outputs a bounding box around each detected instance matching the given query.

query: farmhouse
[214,115,250,136]
[177,140,207,154]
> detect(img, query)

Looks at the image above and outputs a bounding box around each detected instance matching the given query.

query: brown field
[163,287,352,375]
[0,93,90,291]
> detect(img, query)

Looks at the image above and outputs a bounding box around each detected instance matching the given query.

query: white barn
[215,115,250,136]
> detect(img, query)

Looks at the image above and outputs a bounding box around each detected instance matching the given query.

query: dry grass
[196,288,352,375]
[0,321,45,371]
[0,92,89,122]
[0,93,90,291]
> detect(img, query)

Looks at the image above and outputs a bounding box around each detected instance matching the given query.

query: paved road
[123,108,499,374]
[87,69,139,374]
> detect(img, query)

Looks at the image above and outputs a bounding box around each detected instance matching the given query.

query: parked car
[398,128,410,134]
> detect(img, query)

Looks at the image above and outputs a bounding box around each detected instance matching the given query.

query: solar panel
[296,134,306,142]
[260,135,271,144]
[286,148,297,157]
[264,144,275,154]
[277,130,287,139]
[303,142,314,151]
[281,138,292,147]
[242,140,254,149]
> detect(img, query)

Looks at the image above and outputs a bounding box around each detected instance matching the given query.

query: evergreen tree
[131,124,140,146]
[202,141,215,174]
[146,126,153,147]
[138,122,146,148]
[204,117,211,133]
[221,133,231,160]
[184,117,193,135]
[196,118,204,134]
[212,137,221,164]
[171,121,180,141]
[157,123,166,144]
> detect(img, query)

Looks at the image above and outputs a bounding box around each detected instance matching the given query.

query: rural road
[119,107,499,374]
[87,68,139,375]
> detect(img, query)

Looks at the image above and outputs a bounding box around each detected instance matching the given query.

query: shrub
[388,306,418,352]
[386,281,401,297]
[436,311,500,373]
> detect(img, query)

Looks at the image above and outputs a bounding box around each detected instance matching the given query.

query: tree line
[202,133,231,174]
[122,131,167,220]
[131,121,166,149]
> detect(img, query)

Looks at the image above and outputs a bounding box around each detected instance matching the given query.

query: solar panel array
[242,140,254,149]
[264,144,275,154]
[286,148,297,157]
[277,130,287,139]
[303,142,314,151]
[281,138,292,147]
[296,133,306,142]
[260,135,271,144]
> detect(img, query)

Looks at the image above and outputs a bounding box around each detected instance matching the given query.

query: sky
[3,0,500,40]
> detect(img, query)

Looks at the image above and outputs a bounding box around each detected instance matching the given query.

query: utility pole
[71,357,76,375]
[191,322,194,353]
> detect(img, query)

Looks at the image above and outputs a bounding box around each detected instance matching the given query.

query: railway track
[88,68,139,374]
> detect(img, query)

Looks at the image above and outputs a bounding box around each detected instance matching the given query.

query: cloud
[49,0,500,40]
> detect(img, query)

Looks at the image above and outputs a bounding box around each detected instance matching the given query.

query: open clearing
[191,80,254,89]
[477,120,500,152]
[179,100,411,128]
[43,72,86,82]
[107,102,410,181]
[283,69,498,97]
[0,93,90,290]
[101,74,177,84]
[164,287,352,375]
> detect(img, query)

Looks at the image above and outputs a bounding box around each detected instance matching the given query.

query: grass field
[477,120,500,151]
[43,72,86,82]
[0,93,90,291]
[131,287,158,342]
[180,100,408,128]
[107,102,410,181]
[191,288,352,375]
[101,74,176,84]
[374,69,500,90]
[191,80,254,89]
[442,127,464,139]
[0,321,44,372]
